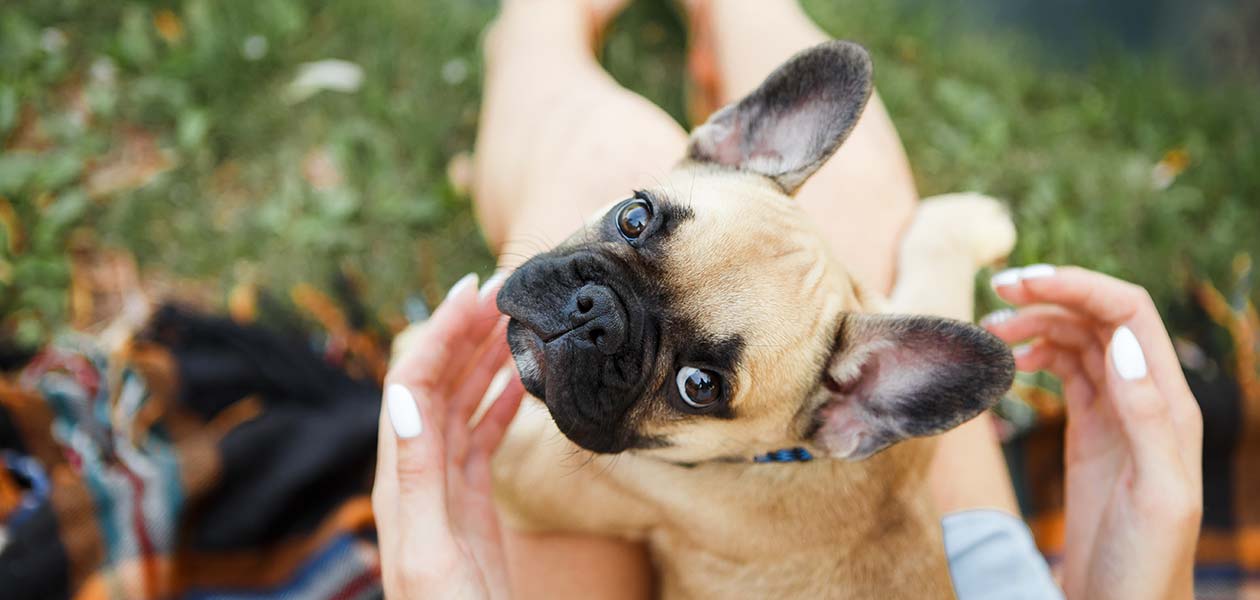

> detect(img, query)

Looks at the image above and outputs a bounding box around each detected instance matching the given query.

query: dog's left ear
[686,40,873,194]
[808,314,1014,460]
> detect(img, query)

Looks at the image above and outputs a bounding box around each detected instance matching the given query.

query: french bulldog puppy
[492,40,1017,599]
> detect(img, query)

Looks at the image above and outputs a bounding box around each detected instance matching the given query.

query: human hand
[985,265,1202,600]
[372,273,524,600]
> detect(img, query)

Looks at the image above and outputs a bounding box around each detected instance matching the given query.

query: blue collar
[658,446,815,468]
[752,447,814,463]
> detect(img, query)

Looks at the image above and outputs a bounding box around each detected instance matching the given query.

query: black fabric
[141,306,382,550]
[0,494,71,600]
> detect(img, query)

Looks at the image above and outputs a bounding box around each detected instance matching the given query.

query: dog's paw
[904,192,1017,267]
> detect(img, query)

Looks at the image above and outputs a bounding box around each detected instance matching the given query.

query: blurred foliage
[1,0,496,347]
[607,0,1260,318]
[0,0,1258,359]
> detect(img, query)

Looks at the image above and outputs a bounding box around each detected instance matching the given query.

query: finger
[989,265,1146,324]
[476,269,508,309]
[382,384,450,525]
[389,273,501,392]
[1014,339,1099,402]
[990,265,1197,438]
[1109,322,1203,496]
[438,274,506,400]
[1104,326,1187,478]
[983,306,1109,385]
[373,392,399,537]
[447,318,512,427]
[471,372,526,455]
[1171,391,1204,498]
[982,304,1104,350]
[1014,341,1086,384]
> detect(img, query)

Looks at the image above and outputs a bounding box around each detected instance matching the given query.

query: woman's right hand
[985,265,1203,600]
[373,273,523,600]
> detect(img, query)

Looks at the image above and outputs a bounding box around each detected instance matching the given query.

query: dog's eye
[676,366,722,409]
[616,199,652,240]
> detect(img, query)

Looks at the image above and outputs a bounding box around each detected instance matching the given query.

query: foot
[904,192,1017,268]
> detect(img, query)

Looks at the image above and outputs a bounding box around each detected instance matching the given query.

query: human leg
[685,0,1019,517]
[687,0,918,293]
[474,0,688,271]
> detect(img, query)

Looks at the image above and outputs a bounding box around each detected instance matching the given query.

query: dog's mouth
[504,315,657,453]
[497,251,660,454]
[504,320,549,396]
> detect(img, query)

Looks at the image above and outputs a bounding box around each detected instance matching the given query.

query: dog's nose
[568,284,628,355]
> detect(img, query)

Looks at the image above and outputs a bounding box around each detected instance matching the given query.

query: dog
[491,40,1017,598]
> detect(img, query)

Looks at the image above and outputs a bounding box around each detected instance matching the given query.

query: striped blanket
[2,280,1257,598]
[1,306,383,600]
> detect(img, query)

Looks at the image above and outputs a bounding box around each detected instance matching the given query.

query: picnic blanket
[0,305,384,600]
[1,279,1257,598]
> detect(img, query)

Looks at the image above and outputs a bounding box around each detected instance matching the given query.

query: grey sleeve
[942,509,1065,600]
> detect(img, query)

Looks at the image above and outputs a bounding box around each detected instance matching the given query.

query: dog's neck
[628,437,954,597]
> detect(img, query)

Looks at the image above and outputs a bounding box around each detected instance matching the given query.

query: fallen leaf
[6,104,51,152]
[0,196,22,254]
[153,9,185,44]
[228,280,258,323]
[302,146,343,191]
[1151,147,1190,190]
[84,127,175,198]
[285,60,364,103]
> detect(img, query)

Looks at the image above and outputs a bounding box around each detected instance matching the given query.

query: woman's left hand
[372,273,524,600]
[984,265,1202,600]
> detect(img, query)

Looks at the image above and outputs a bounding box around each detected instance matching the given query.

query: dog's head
[498,41,1013,463]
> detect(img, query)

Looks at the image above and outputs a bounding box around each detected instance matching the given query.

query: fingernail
[1011,344,1034,358]
[444,272,479,304]
[990,268,1022,289]
[478,270,507,301]
[386,384,423,438]
[980,308,1017,327]
[1019,264,1056,280]
[1109,325,1148,380]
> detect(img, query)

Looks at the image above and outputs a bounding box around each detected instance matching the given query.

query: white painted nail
[990,268,1022,289]
[1109,326,1148,381]
[980,308,1017,327]
[1019,264,1056,280]
[478,271,507,301]
[444,272,479,304]
[386,384,423,438]
[1011,344,1034,358]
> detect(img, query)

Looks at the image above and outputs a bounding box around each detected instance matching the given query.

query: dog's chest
[625,458,956,599]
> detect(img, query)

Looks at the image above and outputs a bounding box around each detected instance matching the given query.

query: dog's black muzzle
[497,250,656,453]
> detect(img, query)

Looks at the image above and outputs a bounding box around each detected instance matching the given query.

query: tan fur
[489,167,1016,598]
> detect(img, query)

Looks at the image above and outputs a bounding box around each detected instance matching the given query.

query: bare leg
[475,3,1017,591]
[474,0,687,270]
[692,0,917,294]
[688,0,1018,516]
[473,1,682,597]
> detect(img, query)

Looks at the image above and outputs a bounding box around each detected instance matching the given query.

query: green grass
[1,0,1258,367]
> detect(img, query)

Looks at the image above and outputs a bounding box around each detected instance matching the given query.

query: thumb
[1105,326,1185,483]
[384,383,448,515]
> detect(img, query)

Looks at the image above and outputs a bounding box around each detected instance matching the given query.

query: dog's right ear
[686,40,873,195]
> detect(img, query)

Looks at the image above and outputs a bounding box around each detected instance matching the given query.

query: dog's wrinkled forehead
[651,170,844,346]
